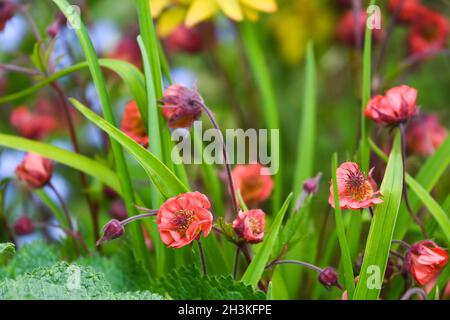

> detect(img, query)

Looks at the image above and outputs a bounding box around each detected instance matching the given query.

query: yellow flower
[268,0,334,64]
[151,0,277,36]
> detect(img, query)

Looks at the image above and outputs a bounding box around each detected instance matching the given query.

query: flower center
[344,171,373,201]
[248,217,261,235]
[172,209,195,233]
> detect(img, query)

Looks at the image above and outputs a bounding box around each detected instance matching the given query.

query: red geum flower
[232,209,265,244]
[329,162,383,210]
[15,153,53,189]
[231,164,274,207]
[365,85,418,125]
[405,240,448,285]
[388,0,422,23]
[165,25,203,54]
[160,84,203,129]
[13,216,35,236]
[109,34,142,69]
[0,1,16,31]
[120,100,149,148]
[408,7,449,56]
[406,114,448,156]
[336,10,383,47]
[157,192,213,248]
[10,106,57,139]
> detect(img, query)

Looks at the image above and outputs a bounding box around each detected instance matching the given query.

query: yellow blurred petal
[240,0,277,13]
[157,8,187,37]
[242,7,259,21]
[150,0,170,18]
[216,0,243,21]
[185,0,218,27]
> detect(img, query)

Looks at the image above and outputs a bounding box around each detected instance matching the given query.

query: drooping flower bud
[365,85,418,125]
[160,84,203,129]
[318,267,339,288]
[13,216,34,236]
[405,240,448,285]
[96,219,125,246]
[232,209,265,244]
[15,153,53,189]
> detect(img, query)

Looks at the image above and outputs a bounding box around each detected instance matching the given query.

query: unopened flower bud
[15,153,53,189]
[303,172,322,195]
[318,267,339,288]
[160,84,203,129]
[96,219,124,246]
[14,216,35,236]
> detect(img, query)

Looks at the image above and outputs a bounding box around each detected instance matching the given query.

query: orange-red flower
[406,240,448,285]
[388,0,422,23]
[336,10,383,47]
[10,106,57,140]
[365,85,418,125]
[15,153,53,189]
[232,209,265,244]
[165,25,204,54]
[0,1,16,31]
[329,162,383,210]
[157,192,213,248]
[160,84,203,129]
[408,7,449,56]
[406,114,448,156]
[120,100,149,148]
[231,164,274,207]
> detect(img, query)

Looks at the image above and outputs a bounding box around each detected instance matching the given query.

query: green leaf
[69,98,188,198]
[151,265,265,300]
[354,130,403,300]
[0,59,145,110]
[0,243,15,266]
[292,42,317,207]
[241,193,293,288]
[0,262,162,300]
[0,134,121,193]
[331,153,355,299]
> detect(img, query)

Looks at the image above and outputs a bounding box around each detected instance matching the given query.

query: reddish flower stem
[392,239,412,249]
[48,182,80,256]
[120,210,158,226]
[196,101,239,218]
[400,287,428,300]
[197,239,208,276]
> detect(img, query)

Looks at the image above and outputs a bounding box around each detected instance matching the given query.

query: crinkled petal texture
[231,164,274,207]
[15,153,53,189]
[120,100,149,148]
[328,162,383,210]
[407,241,449,285]
[365,85,417,125]
[232,209,265,243]
[157,191,213,248]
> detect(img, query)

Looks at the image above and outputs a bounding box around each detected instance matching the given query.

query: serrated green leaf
[151,265,265,300]
[0,243,15,266]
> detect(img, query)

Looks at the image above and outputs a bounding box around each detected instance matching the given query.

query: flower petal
[240,0,278,13]
[185,0,218,27]
[216,0,243,21]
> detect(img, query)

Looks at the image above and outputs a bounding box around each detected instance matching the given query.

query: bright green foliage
[151,265,265,300]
